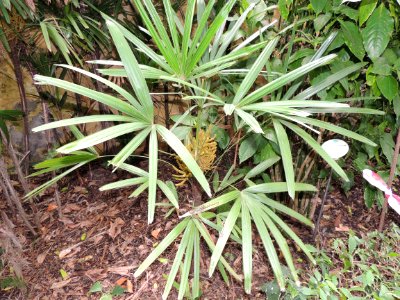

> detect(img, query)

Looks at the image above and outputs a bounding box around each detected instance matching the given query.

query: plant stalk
[313,168,333,239]
[378,127,400,232]
[9,41,30,173]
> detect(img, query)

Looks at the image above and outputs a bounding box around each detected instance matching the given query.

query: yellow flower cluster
[172,127,217,186]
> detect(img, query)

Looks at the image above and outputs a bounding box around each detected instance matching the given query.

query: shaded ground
[0,163,399,300]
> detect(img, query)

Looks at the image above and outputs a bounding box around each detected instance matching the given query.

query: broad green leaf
[157,125,211,197]
[181,0,196,64]
[55,64,143,112]
[272,119,295,199]
[232,38,278,104]
[193,219,241,281]
[281,120,349,181]
[310,0,327,14]
[376,75,398,101]
[180,190,240,218]
[47,24,73,65]
[245,156,281,179]
[110,128,152,168]
[130,0,178,71]
[162,0,180,53]
[193,42,266,76]
[241,200,252,294]
[69,125,98,155]
[380,132,395,163]
[97,65,170,80]
[278,0,291,20]
[34,75,136,117]
[107,20,154,117]
[178,224,194,300]
[209,198,241,276]
[25,162,88,199]
[242,100,348,111]
[339,6,359,21]
[339,20,365,61]
[290,116,376,146]
[148,127,158,223]
[40,22,52,52]
[294,62,367,100]
[249,202,284,290]
[32,115,135,132]
[30,153,96,176]
[134,218,190,277]
[239,135,258,164]
[304,107,384,115]
[359,0,378,26]
[364,186,376,208]
[117,162,149,177]
[238,55,337,107]
[102,15,173,73]
[57,122,147,154]
[157,180,178,208]
[130,182,149,198]
[187,0,236,73]
[89,281,102,293]
[99,177,148,190]
[192,227,200,298]
[253,194,314,228]
[258,205,299,284]
[361,4,394,60]
[214,3,256,59]
[263,205,315,263]
[162,222,193,300]
[244,182,316,194]
[314,13,332,32]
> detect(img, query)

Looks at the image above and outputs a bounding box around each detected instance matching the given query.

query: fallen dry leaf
[93,235,104,245]
[59,248,72,259]
[127,279,133,293]
[62,203,81,213]
[108,217,125,239]
[107,265,137,276]
[73,186,88,194]
[47,203,58,212]
[151,228,162,239]
[335,224,350,232]
[59,217,74,225]
[50,279,71,289]
[116,277,127,286]
[37,252,47,265]
[105,207,121,217]
[84,269,107,281]
[78,255,93,263]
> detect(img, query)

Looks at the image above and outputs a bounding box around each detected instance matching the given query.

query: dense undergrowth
[0,0,399,298]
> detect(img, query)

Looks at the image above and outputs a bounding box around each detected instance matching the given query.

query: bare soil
[1,163,399,300]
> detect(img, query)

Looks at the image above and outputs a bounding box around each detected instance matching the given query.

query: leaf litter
[0,165,398,299]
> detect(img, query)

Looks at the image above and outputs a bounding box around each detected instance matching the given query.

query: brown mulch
[0,164,399,300]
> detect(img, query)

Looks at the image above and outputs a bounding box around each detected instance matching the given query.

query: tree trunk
[9,41,30,174]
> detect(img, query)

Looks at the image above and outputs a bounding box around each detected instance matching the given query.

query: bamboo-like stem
[9,42,30,173]
[232,129,242,168]
[313,168,333,239]
[0,157,36,235]
[378,127,400,232]
[0,129,29,194]
[0,129,41,228]
[41,101,63,219]
[0,176,16,214]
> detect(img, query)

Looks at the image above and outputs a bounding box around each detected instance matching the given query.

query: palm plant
[29,0,383,296]
[32,19,211,224]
